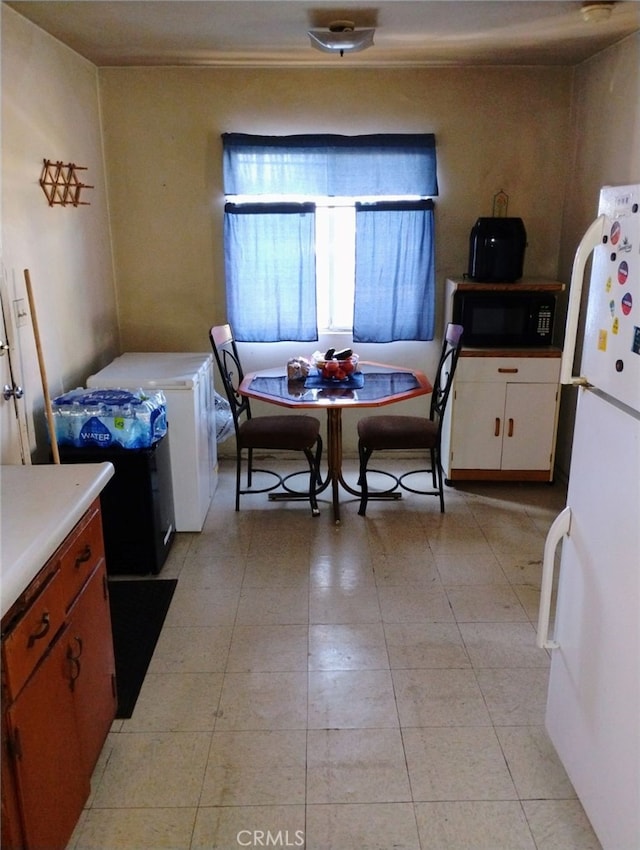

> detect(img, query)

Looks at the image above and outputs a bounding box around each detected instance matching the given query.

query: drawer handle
[494,418,501,437]
[498,367,519,374]
[75,544,92,568]
[508,418,514,437]
[27,612,50,648]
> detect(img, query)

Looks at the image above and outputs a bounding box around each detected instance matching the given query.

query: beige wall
[1,5,119,462]
[100,65,573,351]
[98,64,573,454]
[555,32,640,476]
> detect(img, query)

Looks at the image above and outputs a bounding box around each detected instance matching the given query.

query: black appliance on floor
[59,433,175,575]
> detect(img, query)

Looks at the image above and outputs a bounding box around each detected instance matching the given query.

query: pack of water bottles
[51,387,168,449]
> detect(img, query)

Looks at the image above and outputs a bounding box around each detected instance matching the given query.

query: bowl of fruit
[315,348,359,382]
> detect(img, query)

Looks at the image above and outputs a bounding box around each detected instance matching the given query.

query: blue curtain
[224,203,318,342]
[222,134,438,342]
[223,133,438,197]
[353,201,436,342]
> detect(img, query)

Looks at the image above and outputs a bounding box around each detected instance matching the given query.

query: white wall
[1,5,119,462]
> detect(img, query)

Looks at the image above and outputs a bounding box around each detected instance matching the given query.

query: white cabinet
[442,354,561,481]
[88,352,218,531]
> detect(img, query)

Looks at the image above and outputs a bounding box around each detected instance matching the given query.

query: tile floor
[68,459,603,850]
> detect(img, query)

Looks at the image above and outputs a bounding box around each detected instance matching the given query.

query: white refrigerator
[88,353,218,532]
[537,184,640,850]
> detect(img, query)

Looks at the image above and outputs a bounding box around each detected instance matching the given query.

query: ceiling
[5,0,640,67]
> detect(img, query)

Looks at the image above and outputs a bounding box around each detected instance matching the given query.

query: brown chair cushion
[358,415,438,451]
[239,415,320,451]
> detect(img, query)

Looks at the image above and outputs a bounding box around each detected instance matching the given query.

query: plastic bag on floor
[214,391,234,443]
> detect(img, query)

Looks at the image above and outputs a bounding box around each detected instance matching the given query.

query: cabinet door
[501,382,559,471]
[6,624,89,850]
[67,563,116,775]
[1,718,24,850]
[449,382,505,470]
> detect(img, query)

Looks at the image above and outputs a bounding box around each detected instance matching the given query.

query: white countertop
[0,463,114,619]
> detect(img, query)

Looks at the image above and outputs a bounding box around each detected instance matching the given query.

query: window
[315,200,355,332]
[222,134,438,343]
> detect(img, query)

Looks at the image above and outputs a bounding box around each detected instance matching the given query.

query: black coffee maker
[467,217,527,282]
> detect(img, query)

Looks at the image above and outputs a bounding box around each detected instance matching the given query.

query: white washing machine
[87,352,217,532]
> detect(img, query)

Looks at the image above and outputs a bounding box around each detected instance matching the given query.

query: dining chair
[356,323,464,514]
[209,324,323,516]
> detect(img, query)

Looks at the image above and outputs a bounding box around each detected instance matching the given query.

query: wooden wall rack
[39,159,93,207]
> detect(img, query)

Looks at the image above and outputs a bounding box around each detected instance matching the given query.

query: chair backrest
[209,324,252,434]
[429,323,464,426]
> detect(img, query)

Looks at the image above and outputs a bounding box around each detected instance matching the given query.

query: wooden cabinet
[68,567,117,774]
[5,622,89,850]
[442,352,561,481]
[1,501,116,850]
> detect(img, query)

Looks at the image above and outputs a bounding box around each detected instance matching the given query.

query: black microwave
[452,291,556,347]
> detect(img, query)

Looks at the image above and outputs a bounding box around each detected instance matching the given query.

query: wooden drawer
[457,355,561,384]
[1,498,113,850]
[1,502,105,702]
[58,504,105,610]
[2,571,66,701]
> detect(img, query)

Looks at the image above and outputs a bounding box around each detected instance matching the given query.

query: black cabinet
[59,435,175,575]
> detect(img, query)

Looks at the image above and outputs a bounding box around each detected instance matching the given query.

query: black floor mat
[108,579,177,718]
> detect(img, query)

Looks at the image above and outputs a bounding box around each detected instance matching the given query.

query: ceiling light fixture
[580,1,616,23]
[308,20,375,57]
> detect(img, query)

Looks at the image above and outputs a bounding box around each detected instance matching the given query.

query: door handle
[494,418,501,437]
[3,383,24,400]
[507,418,514,437]
[67,636,83,691]
[536,506,571,650]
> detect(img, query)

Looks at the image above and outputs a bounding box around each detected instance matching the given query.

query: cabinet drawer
[58,504,105,609]
[2,571,66,701]
[457,355,560,384]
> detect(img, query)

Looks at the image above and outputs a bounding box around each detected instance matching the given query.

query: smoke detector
[581,1,616,23]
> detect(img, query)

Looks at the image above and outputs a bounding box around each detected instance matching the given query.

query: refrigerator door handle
[560,214,608,387]
[536,505,572,650]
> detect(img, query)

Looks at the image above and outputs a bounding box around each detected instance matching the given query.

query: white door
[449,381,504,470]
[581,184,640,411]
[501,382,558,470]
[546,388,640,850]
[0,273,29,465]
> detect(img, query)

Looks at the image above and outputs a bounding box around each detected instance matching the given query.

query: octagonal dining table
[239,361,432,523]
